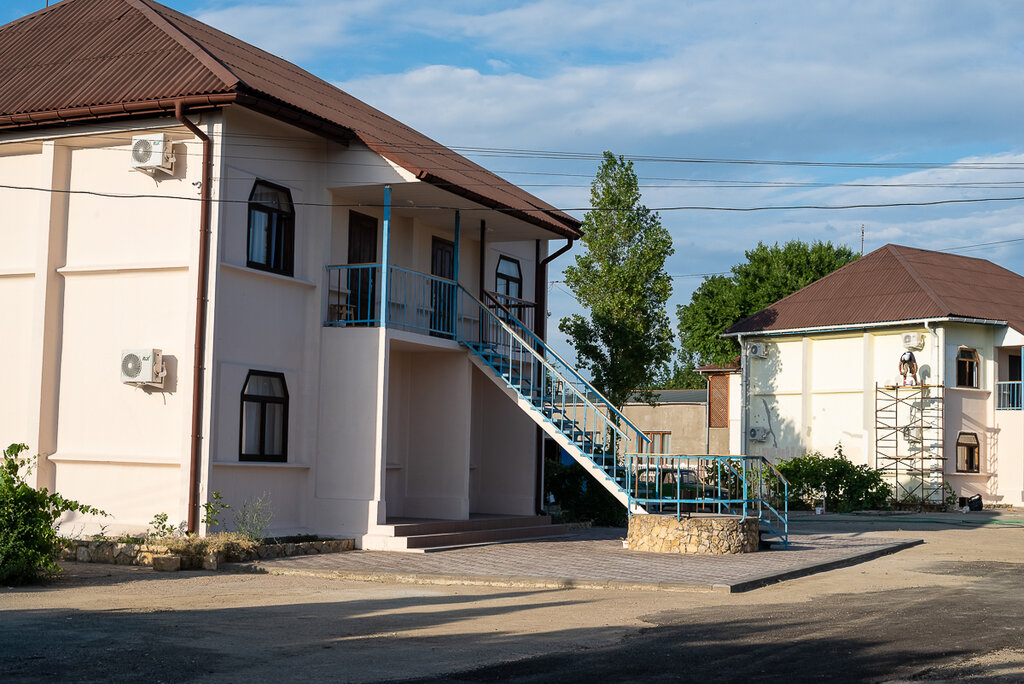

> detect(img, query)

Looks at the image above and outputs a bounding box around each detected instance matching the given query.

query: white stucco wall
[5,105,565,538]
[744,321,1023,505]
[0,120,212,533]
[470,365,537,515]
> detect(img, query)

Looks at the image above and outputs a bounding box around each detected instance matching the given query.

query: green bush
[0,443,106,585]
[545,460,627,527]
[776,445,890,513]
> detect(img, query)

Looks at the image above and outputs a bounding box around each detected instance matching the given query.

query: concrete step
[402,523,571,550]
[382,514,555,538]
[364,516,570,552]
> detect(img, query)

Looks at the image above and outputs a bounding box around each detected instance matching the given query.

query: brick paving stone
[231,526,919,592]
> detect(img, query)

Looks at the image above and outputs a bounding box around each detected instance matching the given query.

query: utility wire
[7,182,1024,214]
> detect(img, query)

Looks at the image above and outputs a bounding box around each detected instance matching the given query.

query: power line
[7,182,1024,214]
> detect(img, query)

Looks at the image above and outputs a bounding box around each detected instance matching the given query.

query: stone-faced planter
[626,514,760,554]
[61,538,355,569]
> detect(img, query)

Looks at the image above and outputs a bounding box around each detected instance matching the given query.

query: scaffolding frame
[875,384,945,505]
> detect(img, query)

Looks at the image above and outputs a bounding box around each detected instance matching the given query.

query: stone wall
[61,538,355,569]
[627,514,759,554]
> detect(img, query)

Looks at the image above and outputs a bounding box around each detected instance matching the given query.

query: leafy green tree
[559,151,675,408]
[677,240,858,366]
[656,358,706,390]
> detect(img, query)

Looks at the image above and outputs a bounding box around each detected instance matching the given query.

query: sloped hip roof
[725,244,1024,335]
[0,0,581,237]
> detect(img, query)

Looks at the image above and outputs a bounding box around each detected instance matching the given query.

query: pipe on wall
[533,238,573,515]
[176,101,213,535]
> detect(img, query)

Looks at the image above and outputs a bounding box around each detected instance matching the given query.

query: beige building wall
[743,321,1023,505]
[2,107,558,539]
[621,401,708,454]
[0,118,212,534]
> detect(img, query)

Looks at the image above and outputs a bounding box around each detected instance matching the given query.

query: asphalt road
[3,513,1023,683]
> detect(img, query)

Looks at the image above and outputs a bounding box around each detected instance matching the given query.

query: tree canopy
[676,240,858,368]
[559,151,675,408]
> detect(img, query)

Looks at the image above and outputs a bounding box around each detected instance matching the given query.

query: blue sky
[8,0,1024,361]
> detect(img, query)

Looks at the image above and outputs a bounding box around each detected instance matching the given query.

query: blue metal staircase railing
[455,285,650,512]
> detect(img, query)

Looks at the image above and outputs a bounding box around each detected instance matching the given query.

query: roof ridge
[886,244,952,314]
[125,0,239,90]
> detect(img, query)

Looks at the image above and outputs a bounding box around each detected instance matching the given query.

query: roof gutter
[175,101,213,535]
[722,316,1008,339]
[0,94,238,132]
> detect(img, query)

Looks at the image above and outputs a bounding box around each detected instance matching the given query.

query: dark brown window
[240,370,288,462]
[248,180,295,276]
[956,348,979,388]
[496,256,522,300]
[956,432,979,473]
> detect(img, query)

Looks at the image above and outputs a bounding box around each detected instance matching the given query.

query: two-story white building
[725,244,1024,507]
[0,0,618,549]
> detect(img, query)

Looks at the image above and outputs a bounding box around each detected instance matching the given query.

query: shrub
[776,444,890,512]
[545,460,627,527]
[0,443,106,585]
[202,490,230,528]
[234,492,274,542]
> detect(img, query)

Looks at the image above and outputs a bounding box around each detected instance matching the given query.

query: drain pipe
[533,238,574,515]
[176,101,213,535]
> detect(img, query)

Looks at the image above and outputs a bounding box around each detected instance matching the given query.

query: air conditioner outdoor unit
[902,332,926,351]
[121,348,166,387]
[130,134,174,174]
[749,426,768,441]
[749,342,767,358]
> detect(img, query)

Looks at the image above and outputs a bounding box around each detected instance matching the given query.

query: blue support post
[453,210,460,335]
[379,185,391,326]
[453,210,461,284]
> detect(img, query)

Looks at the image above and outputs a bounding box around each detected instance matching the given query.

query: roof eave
[417,170,582,239]
[0,94,239,132]
[722,316,1009,338]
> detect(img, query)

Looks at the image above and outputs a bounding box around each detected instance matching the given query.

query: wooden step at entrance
[365,515,570,552]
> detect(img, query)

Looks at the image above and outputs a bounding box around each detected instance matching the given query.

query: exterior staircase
[367,515,569,552]
[455,285,789,546]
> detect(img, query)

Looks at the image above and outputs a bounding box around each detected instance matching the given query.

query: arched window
[956,347,979,388]
[240,370,289,462]
[247,180,295,276]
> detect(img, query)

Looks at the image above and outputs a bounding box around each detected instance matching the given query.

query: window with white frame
[240,370,288,462]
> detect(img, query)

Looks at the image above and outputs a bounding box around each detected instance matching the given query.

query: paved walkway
[230,524,920,593]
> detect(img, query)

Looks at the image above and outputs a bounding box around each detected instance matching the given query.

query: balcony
[325,264,535,338]
[996,381,1022,410]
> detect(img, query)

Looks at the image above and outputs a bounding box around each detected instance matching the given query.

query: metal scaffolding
[875,384,945,505]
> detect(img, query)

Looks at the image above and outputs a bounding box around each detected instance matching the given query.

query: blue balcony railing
[325,264,476,338]
[996,381,1022,410]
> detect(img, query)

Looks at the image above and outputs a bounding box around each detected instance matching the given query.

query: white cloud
[194,0,388,61]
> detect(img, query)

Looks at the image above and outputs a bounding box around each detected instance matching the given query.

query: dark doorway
[1010,355,1021,382]
[348,212,378,324]
[431,237,455,337]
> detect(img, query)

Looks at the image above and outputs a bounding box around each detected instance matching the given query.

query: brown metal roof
[726,244,1024,335]
[0,0,581,238]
